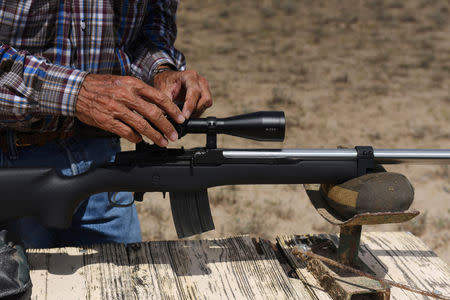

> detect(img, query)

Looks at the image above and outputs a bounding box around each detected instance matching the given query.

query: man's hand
[153,69,212,118]
[75,74,186,146]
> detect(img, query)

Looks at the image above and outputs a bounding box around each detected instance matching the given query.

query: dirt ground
[126,0,450,263]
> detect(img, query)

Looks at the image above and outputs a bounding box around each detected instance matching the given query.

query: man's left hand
[153,69,212,118]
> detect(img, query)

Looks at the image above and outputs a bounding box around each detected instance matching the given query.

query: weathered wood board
[277,231,450,300]
[26,232,450,299]
[27,236,309,300]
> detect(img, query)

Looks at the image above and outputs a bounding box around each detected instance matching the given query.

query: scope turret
[175,111,285,142]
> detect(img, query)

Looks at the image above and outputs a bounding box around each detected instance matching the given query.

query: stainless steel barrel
[223,148,450,164]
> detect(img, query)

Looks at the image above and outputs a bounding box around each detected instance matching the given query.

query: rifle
[0,111,448,238]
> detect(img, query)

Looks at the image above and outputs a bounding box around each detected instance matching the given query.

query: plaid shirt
[0,0,185,132]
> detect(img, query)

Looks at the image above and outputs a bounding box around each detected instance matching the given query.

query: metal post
[337,225,362,267]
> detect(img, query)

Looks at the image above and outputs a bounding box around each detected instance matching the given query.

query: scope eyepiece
[175,111,285,142]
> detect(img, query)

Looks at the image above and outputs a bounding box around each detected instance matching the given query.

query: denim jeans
[0,135,141,248]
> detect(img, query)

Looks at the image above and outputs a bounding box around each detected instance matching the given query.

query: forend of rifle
[173,111,285,142]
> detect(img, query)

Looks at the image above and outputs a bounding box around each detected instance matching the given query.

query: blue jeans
[1,135,141,248]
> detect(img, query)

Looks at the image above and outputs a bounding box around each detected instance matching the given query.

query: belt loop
[6,129,18,160]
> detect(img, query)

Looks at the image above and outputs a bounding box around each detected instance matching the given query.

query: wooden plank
[360,231,450,300]
[27,233,450,300]
[126,241,181,300]
[27,246,88,300]
[28,244,136,300]
[27,248,49,300]
[277,235,334,300]
[277,232,450,300]
[82,243,135,300]
[28,236,312,299]
[125,236,311,300]
[258,239,319,299]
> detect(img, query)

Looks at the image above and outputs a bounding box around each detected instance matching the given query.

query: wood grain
[26,233,450,299]
[28,236,307,299]
[124,236,308,299]
[360,232,450,299]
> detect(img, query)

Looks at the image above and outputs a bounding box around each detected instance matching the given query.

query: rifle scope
[176,111,285,142]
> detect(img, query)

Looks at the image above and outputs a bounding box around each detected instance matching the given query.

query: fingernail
[161,139,168,147]
[177,115,186,123]
[184,110,191,119]
[170,132,178,141]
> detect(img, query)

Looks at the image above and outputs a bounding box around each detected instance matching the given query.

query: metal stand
[337,225,362,267]
[302,184,420,300]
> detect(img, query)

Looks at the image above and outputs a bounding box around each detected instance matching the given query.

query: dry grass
[132,0,450,263]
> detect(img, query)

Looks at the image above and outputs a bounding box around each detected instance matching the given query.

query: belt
[0,123,117,152]
[0,131,74,151]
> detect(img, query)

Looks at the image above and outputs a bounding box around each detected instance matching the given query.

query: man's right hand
[75,74,186,146]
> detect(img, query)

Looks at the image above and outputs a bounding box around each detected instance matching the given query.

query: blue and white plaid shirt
[0,0,185,132]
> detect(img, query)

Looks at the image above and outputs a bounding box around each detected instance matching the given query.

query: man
[0,0,212,248]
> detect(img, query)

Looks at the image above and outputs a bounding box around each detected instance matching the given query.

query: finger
[193,77,213,117]
[107,119,142,144]
[192,100,209,118]
[106,88,179,143]
[181,73,202,119]
[136,84,185,124]
[130,99,179,142]
[114,104,171,146]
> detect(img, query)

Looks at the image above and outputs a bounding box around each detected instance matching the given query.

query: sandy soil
[126,0,450,262]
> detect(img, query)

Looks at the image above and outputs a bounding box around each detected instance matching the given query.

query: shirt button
[81,19,86,31]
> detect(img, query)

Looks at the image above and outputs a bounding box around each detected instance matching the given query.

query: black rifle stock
[0,111,449,238]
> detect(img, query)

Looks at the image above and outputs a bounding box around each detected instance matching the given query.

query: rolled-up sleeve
[0,44,88,117]
[130,0,186,84]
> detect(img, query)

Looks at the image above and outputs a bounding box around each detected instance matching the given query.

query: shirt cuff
[38,64,88,116]
[131,49,181,85]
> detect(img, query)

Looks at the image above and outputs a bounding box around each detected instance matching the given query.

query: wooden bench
[26,232,450,299]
